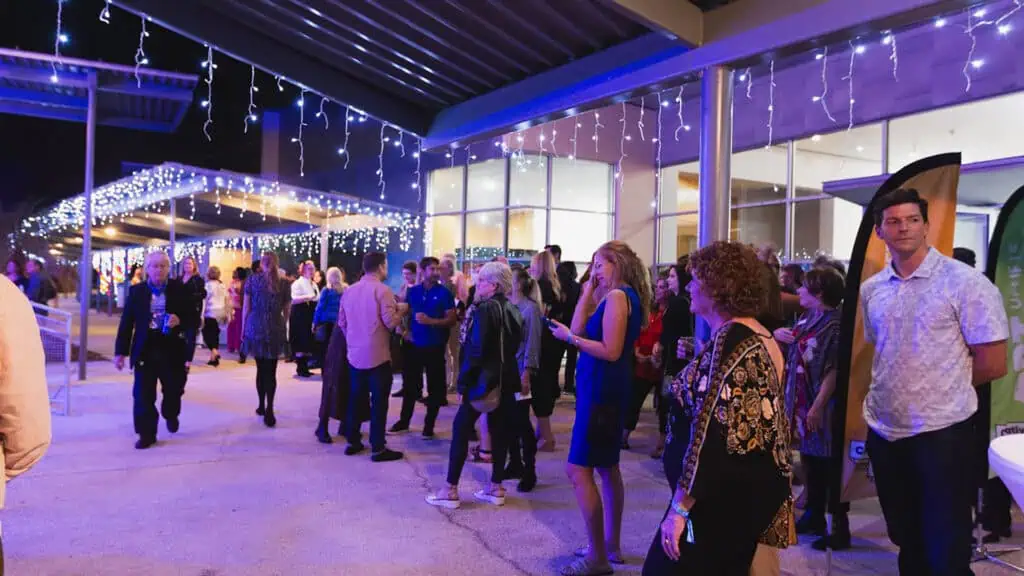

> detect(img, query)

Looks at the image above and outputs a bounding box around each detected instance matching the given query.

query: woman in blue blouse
[314,267,347,443]
[548,240,650,576]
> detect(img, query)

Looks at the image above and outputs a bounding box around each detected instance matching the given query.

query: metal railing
[32,302,72,416]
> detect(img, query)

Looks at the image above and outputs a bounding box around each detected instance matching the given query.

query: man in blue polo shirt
[391,256,456,438]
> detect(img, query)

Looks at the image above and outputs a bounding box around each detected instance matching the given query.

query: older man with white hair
[114,251,198,449]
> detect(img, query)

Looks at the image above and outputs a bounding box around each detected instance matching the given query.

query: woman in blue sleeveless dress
[549,240,651,576]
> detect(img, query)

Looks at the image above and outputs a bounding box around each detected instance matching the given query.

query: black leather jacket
[457,293,523,396]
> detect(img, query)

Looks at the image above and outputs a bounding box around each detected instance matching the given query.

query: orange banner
[836,154,962,502]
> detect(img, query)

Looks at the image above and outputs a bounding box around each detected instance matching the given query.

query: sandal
[537,439,556,453]
[574,545,625,565]
[425,488,461,510]
[473,488,506,507]
[560,556,614,576]
[471,446,493,463]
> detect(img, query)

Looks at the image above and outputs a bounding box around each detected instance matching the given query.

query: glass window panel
[792,198,861,262]
[794,124,883,198]
[425,214,462,260]
[466,158,507,211]
[659,162,699,214]
[426,167,463,214]
[508,208,546,266]
[954,212,990,270]
[732,145,788,205]
[465,210,505,264]
[549,210,612,265]
[889,92,1024,170]
[730,204,786,253]
[509,154,548,207]
[551,158,613,212]
[658,213,699,264]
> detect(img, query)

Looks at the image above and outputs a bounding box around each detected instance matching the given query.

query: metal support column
[319,223,329,271]
[168,199,176,276]
[77,71,97,381]
[697,66,734,247]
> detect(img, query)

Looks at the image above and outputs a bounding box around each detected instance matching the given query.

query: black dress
[534,278,564,417]
[288,278,318,356]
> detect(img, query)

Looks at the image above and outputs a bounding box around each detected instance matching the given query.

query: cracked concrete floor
[11,359,1024,575]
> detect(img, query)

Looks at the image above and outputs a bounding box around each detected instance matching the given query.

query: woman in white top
[201,266,231,367]
[289,260,320,377]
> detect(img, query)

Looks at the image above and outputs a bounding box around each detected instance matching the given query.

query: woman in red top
[623,271,670,457]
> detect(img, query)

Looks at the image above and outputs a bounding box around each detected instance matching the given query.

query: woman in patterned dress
[242,252,291,428]
[643,241,792,575]
[774,265,848,551]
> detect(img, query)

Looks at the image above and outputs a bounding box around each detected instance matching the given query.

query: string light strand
[766,59,776,148]
[674,85,685,141]
[134,17,150,88]
[883,32,899,81]
[52,0,67,83]
[413,138,422,202]
[814,46,837,123]
[844,40,858,130]
[593,110,604,153]
[245,65,258,133]
[316,97,329,129]
[201,46,215,141]
[291,88,307,177]
[637,95,646,141]
[377,122,387,200]
[617,101,628,180]
[99,0,112,23]
[570,117,579,161]
[340,106,351,169]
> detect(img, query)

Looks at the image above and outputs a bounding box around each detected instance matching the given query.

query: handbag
[470,303,505,414]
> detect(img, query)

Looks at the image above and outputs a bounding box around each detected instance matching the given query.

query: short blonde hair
[207,265,221,281]
[477,261,512,296]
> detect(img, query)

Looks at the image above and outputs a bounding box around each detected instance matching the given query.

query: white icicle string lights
[413,138,422,201]
[550,121,558,156]
[339,106,351,168]
[377,122,386,200]
[397,130,406,157]
[99,0,112,23]
[245,65,258,133]
[740,67,753,99]
[882,32,899,81]
[961,0,1023,91]
[570,116,579,161]
[276,75,284,92]
[674,85,685,141]
[201,46,215,141]
[844,40,860,130]
[813,46,837,123]
[52,0,67,83]
[593,110,604,153]
[616,101,628,180]
[766,59,776,148]
[655,89,663,211]
[134,16,150,88]
[316,97,329,129]
[291,88,307,177]
[637,95,646,141]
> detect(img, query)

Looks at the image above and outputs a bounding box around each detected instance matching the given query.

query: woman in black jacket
[426,261,523,509]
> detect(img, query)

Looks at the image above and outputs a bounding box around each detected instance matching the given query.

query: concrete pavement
[7,356,1024,575]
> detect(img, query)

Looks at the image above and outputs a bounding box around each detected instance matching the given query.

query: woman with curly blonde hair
[644,241,792,575]
[548,240,650,576]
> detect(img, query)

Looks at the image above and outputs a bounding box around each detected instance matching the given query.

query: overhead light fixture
[104,227,117,237]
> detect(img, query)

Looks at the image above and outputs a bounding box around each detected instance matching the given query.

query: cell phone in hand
[542,316,556,328]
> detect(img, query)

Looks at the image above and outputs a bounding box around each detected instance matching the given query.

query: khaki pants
[749,544,780,576]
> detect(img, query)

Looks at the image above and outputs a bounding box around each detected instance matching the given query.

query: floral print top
[783,308,841,457]
[668,321,794,549]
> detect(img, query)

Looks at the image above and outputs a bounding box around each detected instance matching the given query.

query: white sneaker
[425,493,460,509]
[474,489,506,507]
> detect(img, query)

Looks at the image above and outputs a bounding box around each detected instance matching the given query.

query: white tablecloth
[990,434,1024,506]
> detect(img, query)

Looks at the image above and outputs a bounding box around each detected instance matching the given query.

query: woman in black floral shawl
[643,242,792,575]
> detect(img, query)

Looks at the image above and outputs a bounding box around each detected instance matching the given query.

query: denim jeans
[347,362,392,452]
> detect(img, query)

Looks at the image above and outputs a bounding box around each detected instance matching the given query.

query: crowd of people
[102,186,1013,575]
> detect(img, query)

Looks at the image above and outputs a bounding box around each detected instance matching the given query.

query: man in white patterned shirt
[861,188,1009,575]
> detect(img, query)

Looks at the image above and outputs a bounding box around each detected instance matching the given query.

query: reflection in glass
[465,210,505,264]
[732,146,787,205]
[467,159,507,211]
[425,214,462,259]
[551,158,613,212]
[658,213,699,264]
[510,155,547,207]
[508,209,546,265]
[731,204,786,253]
[794,125,883,197]
[549,211,612,264]
[792,198,861,262]
[659,163,699,214]
[427,166,463,214]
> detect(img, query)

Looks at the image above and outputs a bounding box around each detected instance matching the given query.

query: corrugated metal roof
[0,48,199,132]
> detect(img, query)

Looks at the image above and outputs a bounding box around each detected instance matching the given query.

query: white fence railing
[32,302,72,416]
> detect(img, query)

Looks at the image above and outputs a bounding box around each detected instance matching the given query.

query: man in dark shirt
[391,256,456,438]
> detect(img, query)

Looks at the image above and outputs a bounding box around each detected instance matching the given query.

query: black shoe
[503,466,523,480]
[315,424,333,444]
[256,406,265,416]
[263,410,276,428]
[389,421,411,434]
[166,417,179,434]
[239,354,247,364]
[422,428,435,439]
[337,422,345,436]
[371,448,403,462]
[345,443,366,456]
[795,511,826,536]
[811,532,851,551]
[391,390,403,397]
[135,436,157,449]
[440,398,449,407]
[517,472,537,493]
[211,357,220,367]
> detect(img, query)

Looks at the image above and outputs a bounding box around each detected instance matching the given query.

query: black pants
[981,476,1012,533]
[642,506,758,575]
[564,345,578,392]
[201,317,221,351]
[626,377,668,434]
[531,357,559,418]
[183,327,198,364]
[399,344,446,432]
[254,358,279,411]
[507,396,537,474]
[347,362,392,452]
[867,419,975,576]
[802,453,849,521]
[447,394,512,485]
[132,347,185,439]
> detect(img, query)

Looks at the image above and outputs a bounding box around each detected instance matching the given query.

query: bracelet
[671,501,696,544]
[671,501,689,518]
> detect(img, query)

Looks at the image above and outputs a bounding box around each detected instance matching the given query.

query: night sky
[0,1,296,212]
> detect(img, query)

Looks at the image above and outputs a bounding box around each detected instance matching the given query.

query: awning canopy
[25,163,422,256]
[0,48,198,132]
